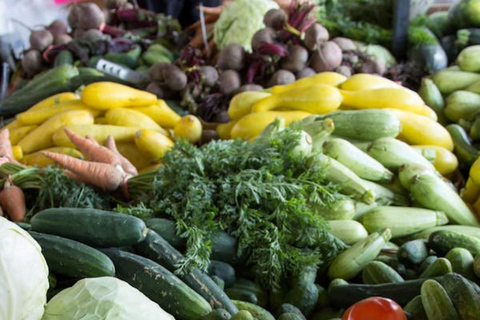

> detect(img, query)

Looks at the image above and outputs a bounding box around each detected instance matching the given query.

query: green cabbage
[214,0,279,52]
[42,277,175,320]
[0,217,49,320]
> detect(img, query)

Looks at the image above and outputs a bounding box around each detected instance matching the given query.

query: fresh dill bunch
[115,203,153,221]
[129,128,346,290]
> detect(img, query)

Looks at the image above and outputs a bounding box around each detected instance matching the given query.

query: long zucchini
[133,229,238,315]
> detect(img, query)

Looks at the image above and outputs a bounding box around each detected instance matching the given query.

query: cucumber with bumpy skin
[419,258,452,278]
[362,261,404,284]
[445,248,477,282]
[439,273,480,320]
[232,300,275,320]
[428,230,480,256]
[421,279,458,320]
[397,240,429,267]
[404,295,427,320]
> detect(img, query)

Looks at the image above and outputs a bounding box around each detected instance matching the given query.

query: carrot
[41,151,126,192]
[0,177,26,222]
[64,128,121,165]
[104,136,138,175]
[63,169,91,185]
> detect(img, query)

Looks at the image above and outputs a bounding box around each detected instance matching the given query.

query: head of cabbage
[214,0,279,52]
[41,277,175,320]
[0,217,49,320]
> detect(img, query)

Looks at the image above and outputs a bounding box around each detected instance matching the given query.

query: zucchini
[316,109,402,141]
[53,50,73,67]
[103,248,212,320]
[445,248,477,282]
[404,295,427,320]
[362,207,448,238]
[353,202,378,221]
[31,208,147,247]
[421,279,458,320]
[211,275,225,290]
[428,230,480,256]
[28,231,115,278]
[419,258,452,279]
[323,138,393,182]
[312,198,356,220]
[133,230,238,314]
[277,304,306,320]
[362,261,404,284]
[409,42,448,74]
[202,309,232,320]
[439,273,480,320]
[328,229,391,280]
[282,282,318,318]
[328,220,368,245]
[208,260,236,287]
[397,240,429,266]
[361,180,409,206]
[328,275,452,308]
[0,64,79,117]
[232,300,275,320]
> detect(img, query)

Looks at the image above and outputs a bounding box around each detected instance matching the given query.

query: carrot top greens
[128,125,347,290]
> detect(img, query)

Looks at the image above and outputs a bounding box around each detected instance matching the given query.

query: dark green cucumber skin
[418,256,438,274]
[31,208,147,247]
[362,261,404,284]
[102,248,212,320]
[228,278,268,308]
[403,295,428,320]
[28,231,115,278]
[440,273,480,320]
[225,288,258,305]
[133,229,238,315]
[208,260,236,287]
[445,248,477,282]
[232,300,275,320]
[54,50,74,67]
[277,304,306,320]
[398,240,429,266]
[282,282,319,318]
[202,309,232,320]
[146,218,245,265]
[428,230,480,256]
[419,258,452,278]
[278,313,304,320]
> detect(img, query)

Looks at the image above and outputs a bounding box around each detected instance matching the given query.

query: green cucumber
[232,300,275,320]
[230,310,253,320]
[428,230,480,256]
[474,254,480,278]
[404,295,427,320]
[282,282,318,318]
[439,273,480,320]
[328,229,392,280]
[28,231,115,278]
[418,256,438,275]
[421,279,458,320]
[133,230,238,314]
[103,45,142,69]
[146,218,185,250]
[446,124,480,168]
[103,248,212,320]
[415,225,480,241]
[31,208,147,247]
[225,288,258,305]
[208,260,236,287]
[445,248,477,281]
[419,258,452,278]
[202,309,232,320]
[211,276,225,290]
[397,240,429,266]
[418,78,447,125]
[362,207,448,238]
[231,278,268,308]
[316,109,401,141]
[362,261,404,284]
[277,304,306,320]
[316,285,330,310]
[54,50,73,67]
[278,313,304,320]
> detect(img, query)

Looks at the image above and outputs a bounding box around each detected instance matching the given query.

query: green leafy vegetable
[128,126,347,290]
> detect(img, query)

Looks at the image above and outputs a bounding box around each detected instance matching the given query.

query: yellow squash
[81,82,157,110]
[469,157,480,185]
[12,146,23,160]
[9,126,37,145]
[3,120,23,131]
[386,109,454,151]
[340,73,401,91]
[138,162,162,174]
[105,108,168,135]
[22,147,84,167]
[18,110,94,154]
[462,177,480,204]
[216,120,238,140]
[340,87,436,118]
[16,99,99,125]
[228,91,271,120]
[173,115,202,143]
[271,72,347,94]
[253,84,342,114]
[231,111,311,140]
[412,145,458,176]
[52,124,140,147]
[95,117,108,124]
[28,92,78,111]
[132,100,182,129]
[134,129,174,160]
[116,142,151,170]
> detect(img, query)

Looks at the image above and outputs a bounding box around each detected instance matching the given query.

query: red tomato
[342,297,407,320]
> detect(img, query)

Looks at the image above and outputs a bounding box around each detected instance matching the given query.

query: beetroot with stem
[303,23,329,51]
[251,27,277,52]
[100,24,129,38]
[264,9,287,30]
[277,1,317,44]
[216,43,245,71]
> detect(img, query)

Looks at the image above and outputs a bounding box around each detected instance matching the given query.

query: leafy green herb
[128,127,346,290]
[115,203,153,221]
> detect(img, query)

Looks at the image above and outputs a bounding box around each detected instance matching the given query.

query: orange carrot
[85,135,99,145]
[64,128,121,165]
[41,151,127,192]
[63,169,91,185]
[0,177,26,222]
[104,136,138,176]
